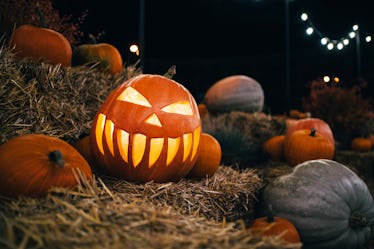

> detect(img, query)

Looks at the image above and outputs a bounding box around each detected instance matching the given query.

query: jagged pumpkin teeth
[95,113,106,155]
[149,138,164,167]
[192,127,201,159]
[117,129,129,163]
[167,137,180,166]
[183,133,193,162]
[132,134,147,167]
[104,119,115,156]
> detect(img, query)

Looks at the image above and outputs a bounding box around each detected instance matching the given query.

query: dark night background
[55,0,374,114]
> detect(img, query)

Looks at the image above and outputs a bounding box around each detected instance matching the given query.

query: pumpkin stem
[35,2,47,28]
[48,150,65,168]
[350,211,368,228]
[88,34,98,44]
[309,128,317,137]
[266,204,274,223]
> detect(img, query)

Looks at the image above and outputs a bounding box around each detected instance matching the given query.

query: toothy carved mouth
[95,113,200,168]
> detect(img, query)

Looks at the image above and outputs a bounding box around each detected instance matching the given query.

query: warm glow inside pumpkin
[91,74,201,183]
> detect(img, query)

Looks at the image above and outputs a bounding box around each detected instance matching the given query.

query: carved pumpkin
[9,24,72,66]
[285,118,335,150]
[262,135,285,162]
[72,43,123,74]
[284,128,334,166]
[0,134,92,197]
[204,75,264,114]
[187,132,221,179]
[263,159,374,249]
[90,74,201,183]
[249,205,301,244]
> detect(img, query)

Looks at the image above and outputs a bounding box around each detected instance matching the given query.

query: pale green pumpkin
[263,159,374,249]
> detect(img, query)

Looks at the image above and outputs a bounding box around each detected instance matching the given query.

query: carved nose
[145,113,162,127]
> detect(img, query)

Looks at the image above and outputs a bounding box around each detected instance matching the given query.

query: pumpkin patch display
[72,42,123,74]
[90,74,201,183]
[263,159,374,249]
[203,75,264,114]
[284,128,334,166]
[0,134,92,197]
[187,132,221,179]
[9,24,72,67]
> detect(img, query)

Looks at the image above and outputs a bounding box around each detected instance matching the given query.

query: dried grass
[0,167,301,249]
[0,43,141,144]
[201,112,286,167]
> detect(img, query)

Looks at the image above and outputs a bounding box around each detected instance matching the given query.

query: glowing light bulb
[343,39,349,45]
[306,27,314,35]
[349,31,356,38]
[337,43,344,50]
[301,13,308,21]
[327,43,334,50]
[333,77,340,83]
[323,76,330,83]
[366,35,372,42]
[129,44,139,55]
[353,25,359,31]
[321,37,328,45]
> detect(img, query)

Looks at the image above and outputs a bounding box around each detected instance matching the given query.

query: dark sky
[55,0,374,113]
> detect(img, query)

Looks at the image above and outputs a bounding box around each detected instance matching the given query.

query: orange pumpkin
[72,136,97,167]
[90,74,202,183]
[187,132,221,179]
[9,24,72,66]
[351,138,372,152]
[284,128,334,166]
[262,135,285,162]
[285,118,335,150]
[370,135,374,150]
[72,43,123,74]
[249,205,301,244]
[197,103,209,118]
[0,134,92,197]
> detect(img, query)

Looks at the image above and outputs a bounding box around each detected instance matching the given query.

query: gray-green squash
[203,75,264,114]
[262,159,374,249]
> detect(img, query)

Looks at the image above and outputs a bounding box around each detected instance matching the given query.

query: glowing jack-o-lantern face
[90,74,201,182]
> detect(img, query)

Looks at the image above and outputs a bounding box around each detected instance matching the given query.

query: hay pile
[0,43,141,144]
[0,166,301,249]
[0,44,302,248]
[201,112,286,167]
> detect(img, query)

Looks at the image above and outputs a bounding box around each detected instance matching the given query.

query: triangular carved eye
[161,101,193,116]
[117,87,151,107]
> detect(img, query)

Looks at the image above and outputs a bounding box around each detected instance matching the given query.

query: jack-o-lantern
[90,74,201,183]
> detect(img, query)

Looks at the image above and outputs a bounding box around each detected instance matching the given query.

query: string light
[300,12,372,51]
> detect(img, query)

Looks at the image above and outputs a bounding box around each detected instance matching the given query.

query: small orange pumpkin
[351,138,372,152]
[9,24,72,66]
[197,103,209,118]
[72,43,123,74]
[249,205,301,244]
[72,136,97,167]
[284,128,334,166]
[187,132,221,179]
[262,135,285,162]
[0,134,92,197]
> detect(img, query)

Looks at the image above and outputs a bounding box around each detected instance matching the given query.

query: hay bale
[201,112,286,167]
[0,167,301,249]
[0,43,141,144]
